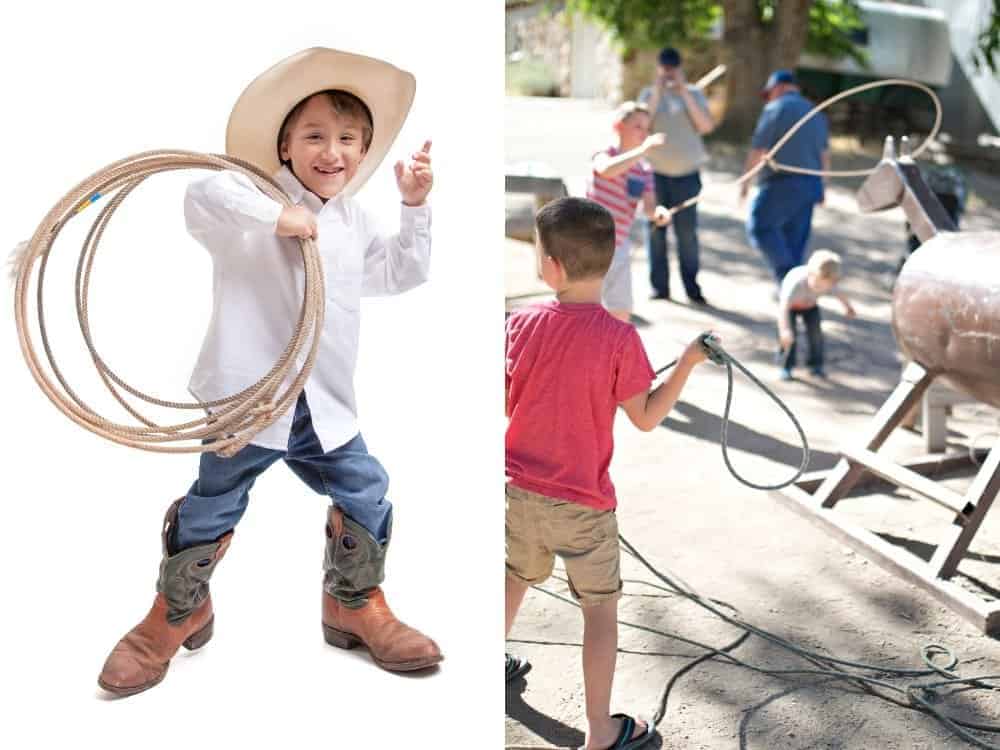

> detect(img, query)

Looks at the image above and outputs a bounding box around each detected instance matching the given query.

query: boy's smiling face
[279,94,369,200]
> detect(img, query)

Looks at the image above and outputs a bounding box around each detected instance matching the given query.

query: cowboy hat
[226,47,415,196]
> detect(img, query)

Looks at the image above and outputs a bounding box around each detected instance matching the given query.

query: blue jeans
[648,171,703,298]
[174,393,392,550]
[747,175,823,283]
[781,306,824,371]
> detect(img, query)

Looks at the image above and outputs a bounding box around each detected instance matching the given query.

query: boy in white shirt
[98,48,441,697]
[777,249,855,380]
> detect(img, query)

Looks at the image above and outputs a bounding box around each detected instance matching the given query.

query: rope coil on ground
[13,149,324,456]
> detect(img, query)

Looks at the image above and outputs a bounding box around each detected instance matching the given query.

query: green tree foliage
[567,0,865,62]
[566,0,721,52]
[803,0,865,64]
[974,0,1000,73]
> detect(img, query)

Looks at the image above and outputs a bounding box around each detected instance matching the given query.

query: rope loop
[12,150,325,455]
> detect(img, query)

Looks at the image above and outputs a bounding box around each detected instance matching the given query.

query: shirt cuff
[400,201,431,229]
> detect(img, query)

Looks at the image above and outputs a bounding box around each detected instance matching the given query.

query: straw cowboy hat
[226,47,416,196]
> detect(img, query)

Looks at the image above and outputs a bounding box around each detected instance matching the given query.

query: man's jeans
[781,306,824,371]
[747,174,823,283]
[648,171,703,299]
[175,393,392,550]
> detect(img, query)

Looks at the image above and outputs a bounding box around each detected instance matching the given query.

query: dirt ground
[505,95,1000,749]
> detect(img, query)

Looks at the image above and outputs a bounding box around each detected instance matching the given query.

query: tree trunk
[716,0,814,142]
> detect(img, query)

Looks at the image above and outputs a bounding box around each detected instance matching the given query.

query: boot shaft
[323,506,389,608]
[156,499,233,624]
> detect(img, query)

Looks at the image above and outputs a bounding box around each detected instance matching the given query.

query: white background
[0,2,503,747]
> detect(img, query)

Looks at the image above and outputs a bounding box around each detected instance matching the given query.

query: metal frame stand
[771,362,1000,635]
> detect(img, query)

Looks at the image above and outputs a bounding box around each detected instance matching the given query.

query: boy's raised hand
[643,132,666,153]
[276,205,318,239]
[395,140,433,207]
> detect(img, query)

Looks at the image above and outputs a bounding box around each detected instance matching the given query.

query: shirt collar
[273,165,350,222]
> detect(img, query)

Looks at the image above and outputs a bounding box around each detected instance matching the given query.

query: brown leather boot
[98,499,233,697]
[321,507,442,671]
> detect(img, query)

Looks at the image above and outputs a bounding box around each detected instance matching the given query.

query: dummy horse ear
[857,137,905,214]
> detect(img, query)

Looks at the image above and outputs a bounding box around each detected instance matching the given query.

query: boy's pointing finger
[420,139,432,154]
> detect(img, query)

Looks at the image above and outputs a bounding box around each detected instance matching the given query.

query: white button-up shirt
[183,165,431,452]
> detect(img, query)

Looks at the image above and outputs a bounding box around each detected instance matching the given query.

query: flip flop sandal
[593,713,654,750]
[505,652,531,682]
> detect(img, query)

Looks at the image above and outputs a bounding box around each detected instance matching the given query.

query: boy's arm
[184,171,284,251]
[360,203,432,296]
[620,335,710,432]
[832,290,856,317]
[593,134,665,180]
[361,141,433,296]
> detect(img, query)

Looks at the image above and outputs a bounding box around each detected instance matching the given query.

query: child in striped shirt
[587,102,671,322]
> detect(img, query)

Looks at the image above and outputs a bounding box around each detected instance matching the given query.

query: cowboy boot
[97,499,233,697]
[321,507,442,671]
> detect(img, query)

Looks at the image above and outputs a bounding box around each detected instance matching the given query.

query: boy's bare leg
[506,576,530,636]
[582,598,647,749]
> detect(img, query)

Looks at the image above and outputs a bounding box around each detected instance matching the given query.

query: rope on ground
[509,538,1000,748]
[11,150,324,456]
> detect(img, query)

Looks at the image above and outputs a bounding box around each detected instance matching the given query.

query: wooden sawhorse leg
[931,445,1000,579]
[814,362,934,508]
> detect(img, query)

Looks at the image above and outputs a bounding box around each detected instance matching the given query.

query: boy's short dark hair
[277,89,374,162]
[535,197,616,280]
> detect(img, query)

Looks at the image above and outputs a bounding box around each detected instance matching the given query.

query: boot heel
[182,616,214,651]
[323,624,360,650]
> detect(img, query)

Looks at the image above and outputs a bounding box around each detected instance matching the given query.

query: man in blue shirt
[741,70,830,283]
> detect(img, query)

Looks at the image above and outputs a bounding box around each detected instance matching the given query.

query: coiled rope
[12,149,324,457]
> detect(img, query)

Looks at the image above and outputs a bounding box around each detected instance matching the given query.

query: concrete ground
[505,96,1000,749]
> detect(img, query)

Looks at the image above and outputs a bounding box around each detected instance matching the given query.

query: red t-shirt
[505,301,655,511]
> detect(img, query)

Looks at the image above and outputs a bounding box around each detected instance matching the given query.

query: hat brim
[225,48,415,197]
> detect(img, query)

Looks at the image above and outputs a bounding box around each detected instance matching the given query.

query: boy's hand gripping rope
[11,150,325,456]
[656,333,810,490]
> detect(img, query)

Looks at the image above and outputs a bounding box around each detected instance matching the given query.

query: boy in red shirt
[505,197,715,750]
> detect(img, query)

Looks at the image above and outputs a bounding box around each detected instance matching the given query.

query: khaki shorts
[505,483,621,606]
